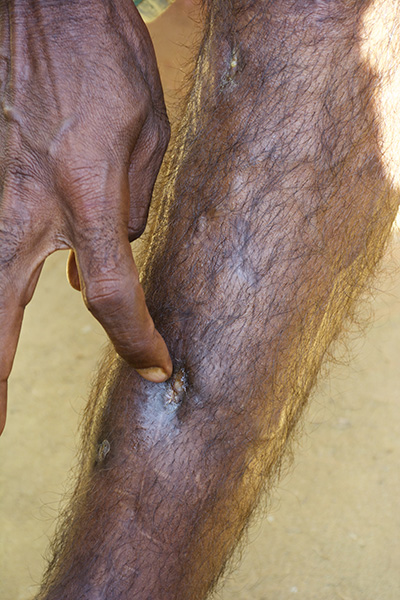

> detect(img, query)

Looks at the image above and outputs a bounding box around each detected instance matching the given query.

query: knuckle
[84,279,125,316]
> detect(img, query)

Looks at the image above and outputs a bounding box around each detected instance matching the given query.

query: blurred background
[1,1,399,598]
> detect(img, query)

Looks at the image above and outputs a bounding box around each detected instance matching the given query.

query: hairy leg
[37,1,400,599]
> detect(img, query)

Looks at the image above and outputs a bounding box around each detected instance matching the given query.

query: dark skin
[0,0,173,435]
[32,1,400,599]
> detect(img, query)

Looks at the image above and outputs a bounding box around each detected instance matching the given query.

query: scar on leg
[165,369,188,406]
[97,439,111,462]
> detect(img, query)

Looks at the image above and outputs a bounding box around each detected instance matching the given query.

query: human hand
[0,0,172,435]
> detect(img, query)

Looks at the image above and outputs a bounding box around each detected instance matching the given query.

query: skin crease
[0,0,174,436]
[30,1,400,599]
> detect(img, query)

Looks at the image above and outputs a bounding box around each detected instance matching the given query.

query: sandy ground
[1,2,400,599]
[2,242,400,600]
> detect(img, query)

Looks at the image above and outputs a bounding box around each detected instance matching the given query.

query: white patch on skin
[230,262,259,288]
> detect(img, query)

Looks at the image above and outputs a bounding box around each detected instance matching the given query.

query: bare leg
[37,1,400,599]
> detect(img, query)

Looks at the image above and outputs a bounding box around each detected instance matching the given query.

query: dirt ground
[1,2,399,599]
[1,242,400,600]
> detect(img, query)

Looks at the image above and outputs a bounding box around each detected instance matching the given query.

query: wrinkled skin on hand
[0,0,173,434]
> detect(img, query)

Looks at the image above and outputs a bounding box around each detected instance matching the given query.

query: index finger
[73,233,172,383]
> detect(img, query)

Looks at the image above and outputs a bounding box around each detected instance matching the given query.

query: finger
[0,259,44,435]
[74,231,172,382]
[127,115,170,240]
[66,249,81,291]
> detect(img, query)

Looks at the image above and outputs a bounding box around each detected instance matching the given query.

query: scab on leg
[97,439,111,463]
[165,369,188,407]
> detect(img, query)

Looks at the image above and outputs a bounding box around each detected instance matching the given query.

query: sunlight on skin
[361,0,400,194]
[150,1,400,232]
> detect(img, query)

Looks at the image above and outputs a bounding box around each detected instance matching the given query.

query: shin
[38,2,400,598]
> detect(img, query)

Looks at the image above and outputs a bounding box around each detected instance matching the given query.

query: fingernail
[136,367,170,383]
